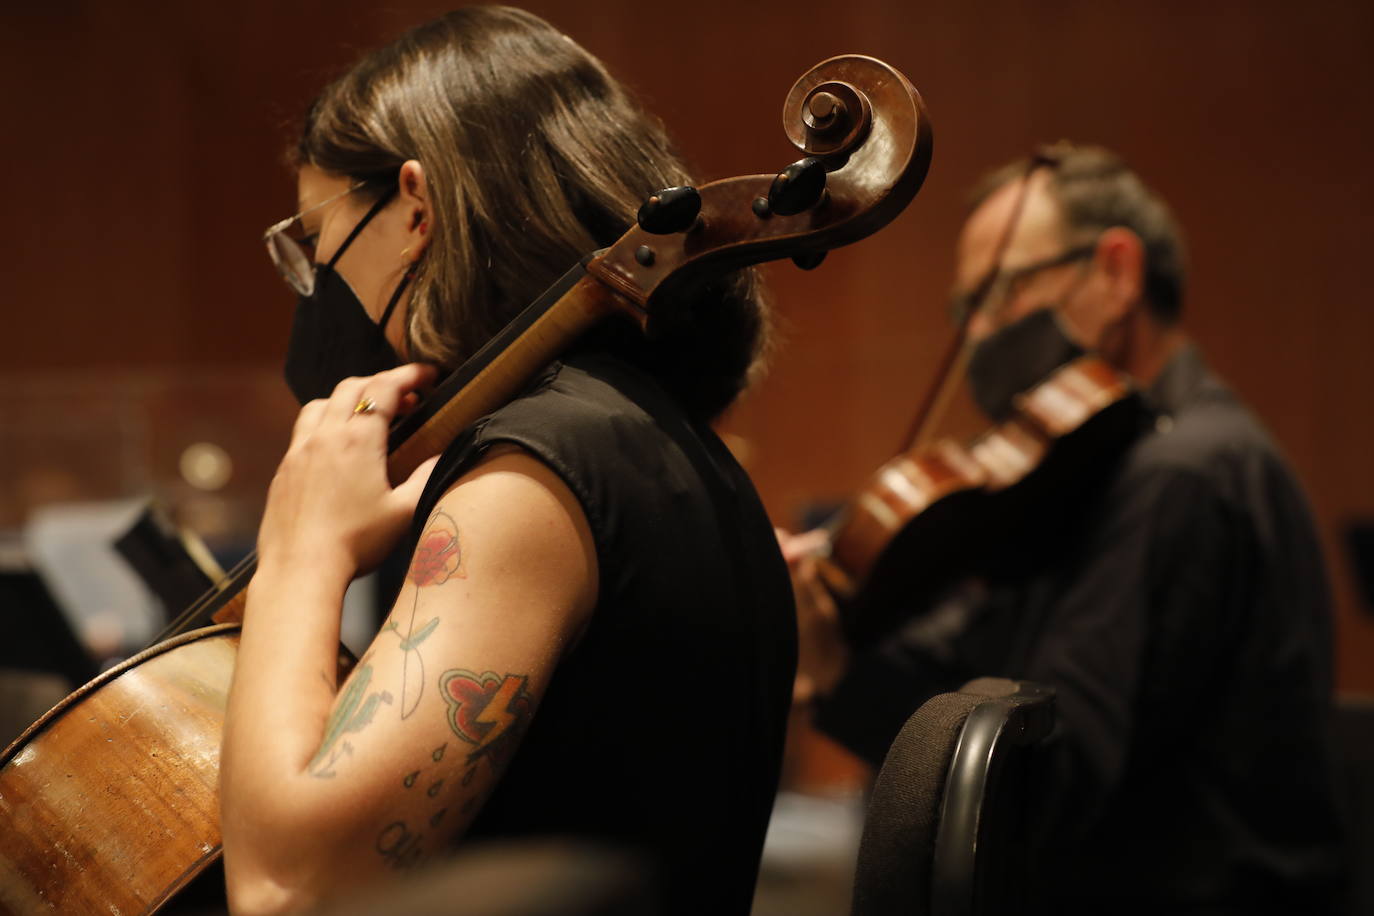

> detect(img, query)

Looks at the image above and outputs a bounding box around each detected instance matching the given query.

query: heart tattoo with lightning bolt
[438,670,533,773]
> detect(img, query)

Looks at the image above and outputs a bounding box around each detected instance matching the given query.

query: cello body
[0,625,238,914]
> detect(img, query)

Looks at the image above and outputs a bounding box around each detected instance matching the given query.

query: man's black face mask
[965,307,1085,422]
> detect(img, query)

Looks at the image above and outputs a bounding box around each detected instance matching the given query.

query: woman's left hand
[258,363,441,577]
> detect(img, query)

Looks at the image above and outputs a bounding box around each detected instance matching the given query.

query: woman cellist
[219,8,796,913]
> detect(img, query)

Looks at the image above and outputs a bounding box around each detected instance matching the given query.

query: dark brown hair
[296,6,768,417]
[970,142,1188,323]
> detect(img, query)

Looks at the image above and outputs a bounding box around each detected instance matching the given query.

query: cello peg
[768,156,827,216]
[792,251,827,270]
[636,186,701,234]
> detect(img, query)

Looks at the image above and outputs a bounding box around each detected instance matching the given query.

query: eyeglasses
[949,244,1095,325]
[263,182,367,296]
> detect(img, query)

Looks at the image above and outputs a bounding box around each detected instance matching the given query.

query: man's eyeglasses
[949,244,1096,325]
[263,182,367,297]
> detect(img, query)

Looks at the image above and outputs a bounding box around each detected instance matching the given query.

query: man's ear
[398,160,431,257]
[1092,226,1146,322]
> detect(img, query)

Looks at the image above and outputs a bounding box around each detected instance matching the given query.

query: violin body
[0,54,933,913]
[824,356,1153,646]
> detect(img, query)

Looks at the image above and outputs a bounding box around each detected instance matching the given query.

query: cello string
[162,561,240,634]
[155,550,258,642]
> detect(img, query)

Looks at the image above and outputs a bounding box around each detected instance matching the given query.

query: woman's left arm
[220,366,597,914]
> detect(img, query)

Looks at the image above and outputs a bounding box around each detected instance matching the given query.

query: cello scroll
[587,54,933,313]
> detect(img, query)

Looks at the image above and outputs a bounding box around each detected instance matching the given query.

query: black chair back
[851,678,1054,916]
[1334,693,1374,916]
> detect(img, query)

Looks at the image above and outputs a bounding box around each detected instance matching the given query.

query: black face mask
[966,307,1085,421]
[284,265,410,403]
[283,186,410,404]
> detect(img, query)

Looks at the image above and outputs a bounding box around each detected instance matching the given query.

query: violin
[0,55,932,915]
[813,354,1152,648]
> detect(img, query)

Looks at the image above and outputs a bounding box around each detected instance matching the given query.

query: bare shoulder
[418,443,598,620]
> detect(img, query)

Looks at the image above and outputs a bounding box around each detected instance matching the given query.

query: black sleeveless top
[407,349,797,914]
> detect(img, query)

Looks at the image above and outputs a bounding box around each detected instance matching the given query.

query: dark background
[2,0,1370,716]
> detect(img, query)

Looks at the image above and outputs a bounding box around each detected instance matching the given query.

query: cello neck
[382,265,632,488]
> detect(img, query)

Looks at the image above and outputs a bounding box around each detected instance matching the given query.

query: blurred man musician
[788,144,1346,914]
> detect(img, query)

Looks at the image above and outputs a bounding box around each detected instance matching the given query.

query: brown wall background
[3,1,1372,690]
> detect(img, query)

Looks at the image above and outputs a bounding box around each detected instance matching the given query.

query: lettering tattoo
[309,664,393,778]
[383,510,466,719]
[375,820,423,870]
[439,670,533,786]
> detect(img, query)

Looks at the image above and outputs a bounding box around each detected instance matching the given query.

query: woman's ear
[398,160,431,259]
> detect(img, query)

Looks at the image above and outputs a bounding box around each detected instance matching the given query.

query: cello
[0,54,932,914]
